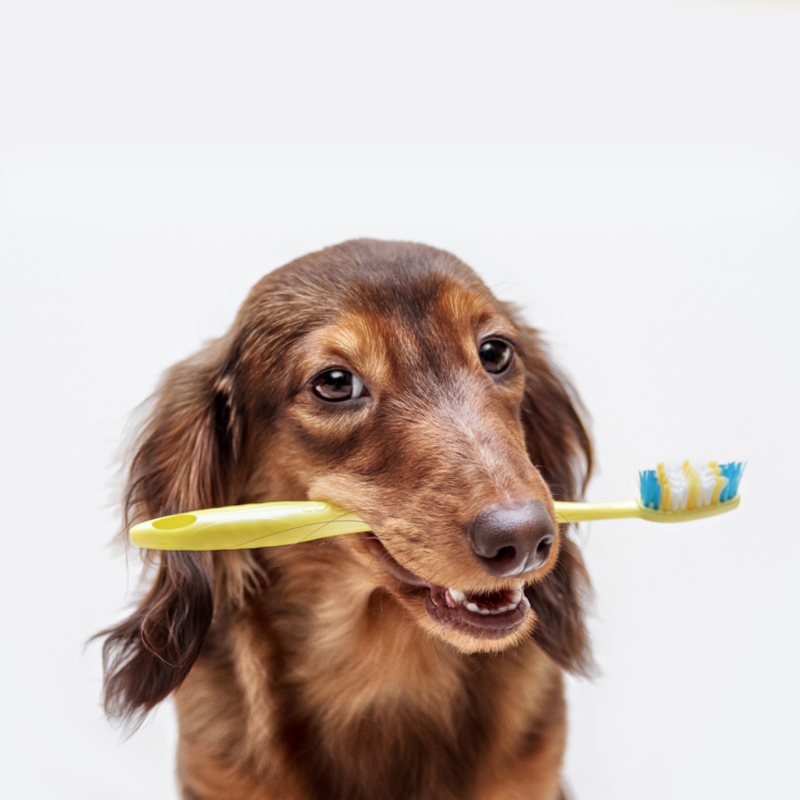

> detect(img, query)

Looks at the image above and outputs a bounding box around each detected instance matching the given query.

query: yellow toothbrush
[130,460,743,551]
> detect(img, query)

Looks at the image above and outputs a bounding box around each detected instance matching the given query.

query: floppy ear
[97,337,244,726]
[513,322,595,677]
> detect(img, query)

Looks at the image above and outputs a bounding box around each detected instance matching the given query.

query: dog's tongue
[472,590,507,606]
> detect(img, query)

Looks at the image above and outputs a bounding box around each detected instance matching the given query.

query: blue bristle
[639,470,661,510]
[719,462,744,503]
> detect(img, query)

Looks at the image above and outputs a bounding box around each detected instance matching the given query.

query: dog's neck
[266,541,474,721]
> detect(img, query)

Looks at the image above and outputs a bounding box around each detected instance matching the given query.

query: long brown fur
[97,239,593,799]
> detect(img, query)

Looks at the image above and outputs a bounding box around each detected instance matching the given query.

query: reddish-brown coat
[98,240,593,799]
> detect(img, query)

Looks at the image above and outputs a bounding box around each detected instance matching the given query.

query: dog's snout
[467,501,555,577]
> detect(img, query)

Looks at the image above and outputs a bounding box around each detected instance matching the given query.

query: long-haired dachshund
[99,239,593,800]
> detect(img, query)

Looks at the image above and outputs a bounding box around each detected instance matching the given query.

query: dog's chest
[266,585,563,800]
[178,575,565,800]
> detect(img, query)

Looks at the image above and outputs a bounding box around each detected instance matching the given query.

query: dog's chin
[360,535,537,654]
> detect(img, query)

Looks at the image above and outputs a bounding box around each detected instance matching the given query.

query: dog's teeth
[458,591,523,616]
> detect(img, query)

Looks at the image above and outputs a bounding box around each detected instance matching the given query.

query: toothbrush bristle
[638,470,661,510]
[718,462,744,503]
[638,461,744,512]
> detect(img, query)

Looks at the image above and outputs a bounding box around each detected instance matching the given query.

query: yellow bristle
[705,461,723,506]
[657,464,669,511]
[711,475,728,505]
[660,482,671,512]
[684,462,701,511]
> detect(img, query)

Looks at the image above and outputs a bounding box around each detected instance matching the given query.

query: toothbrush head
[639,461,744,514]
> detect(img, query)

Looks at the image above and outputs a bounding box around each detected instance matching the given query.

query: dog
[99,239,593,800]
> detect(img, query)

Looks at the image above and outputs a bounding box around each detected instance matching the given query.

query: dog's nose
[467,501,555,577]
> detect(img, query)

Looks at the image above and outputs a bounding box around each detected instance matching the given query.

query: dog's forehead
[350,272,505,328]
[300,279,516,373]
[239,244,520,382]
[246,240,499,324]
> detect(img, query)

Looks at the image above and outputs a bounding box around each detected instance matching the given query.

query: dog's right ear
[510,319,595,678]
[96,336,244,727]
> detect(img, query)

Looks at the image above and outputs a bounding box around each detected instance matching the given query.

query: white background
[2,1,799,798]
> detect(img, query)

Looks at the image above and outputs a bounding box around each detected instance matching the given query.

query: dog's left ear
[512,321,595,677]
[513,323,593,503]
[97,335,246,727]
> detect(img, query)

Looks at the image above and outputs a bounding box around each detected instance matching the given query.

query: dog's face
[100,240,592,724]
[232,243,574,654]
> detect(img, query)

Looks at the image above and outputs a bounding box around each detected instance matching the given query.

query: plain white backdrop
[2,1,799,798]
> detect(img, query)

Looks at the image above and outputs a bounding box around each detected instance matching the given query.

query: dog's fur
[99,240,593,800]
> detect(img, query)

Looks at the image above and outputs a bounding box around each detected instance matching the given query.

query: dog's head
[100,240,593,724]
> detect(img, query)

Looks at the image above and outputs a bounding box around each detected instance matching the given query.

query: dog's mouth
[360,535,530,639]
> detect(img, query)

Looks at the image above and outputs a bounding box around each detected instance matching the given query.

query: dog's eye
[312,370,369,402]
[479,340,513,374]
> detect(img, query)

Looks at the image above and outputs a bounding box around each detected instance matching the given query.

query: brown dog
[99,239,593,800]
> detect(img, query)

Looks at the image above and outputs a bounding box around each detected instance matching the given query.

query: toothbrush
[554,460,743,524]
[129,460,744,551]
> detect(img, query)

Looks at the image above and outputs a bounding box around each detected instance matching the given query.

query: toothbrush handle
[554,496,740,524]
[554,500,641,523]
[130,501,371,550]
